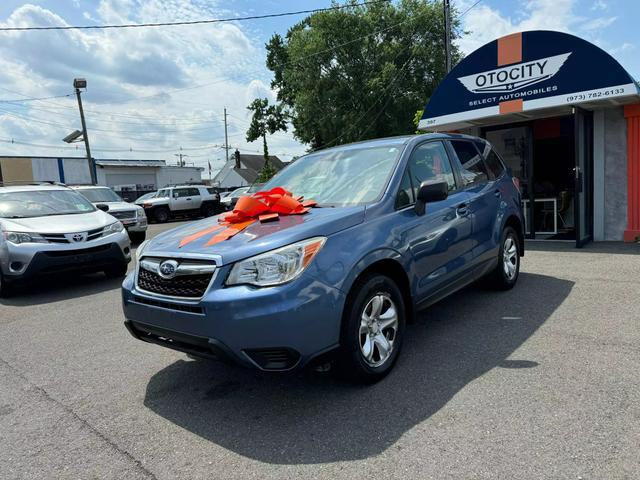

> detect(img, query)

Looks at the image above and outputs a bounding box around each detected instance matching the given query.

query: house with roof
[211,151,286,188]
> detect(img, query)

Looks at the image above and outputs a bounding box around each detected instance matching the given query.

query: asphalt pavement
[1,222,639,479]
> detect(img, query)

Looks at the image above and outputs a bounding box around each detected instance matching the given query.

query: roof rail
[0,180,67,187]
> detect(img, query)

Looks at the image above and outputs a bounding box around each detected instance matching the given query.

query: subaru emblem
[158,260,179,279]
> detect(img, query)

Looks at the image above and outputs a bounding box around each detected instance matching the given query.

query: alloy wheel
[359,293,398,367]
[503,235,518,280]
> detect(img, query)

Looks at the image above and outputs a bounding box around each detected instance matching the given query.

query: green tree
[246,98,288,182]
[266,0,462,149]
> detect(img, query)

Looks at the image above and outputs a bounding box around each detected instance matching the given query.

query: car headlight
[3,231,48,245]
[226,237,326,287]
[136,208,146,219]
[104,221,124,235]
[135,239,150,261]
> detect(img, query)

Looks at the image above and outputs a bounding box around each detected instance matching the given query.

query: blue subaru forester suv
[122,133,524,383]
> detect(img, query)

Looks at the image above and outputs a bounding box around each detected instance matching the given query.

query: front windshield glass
[247,183,264,193]
[263,145,401,206]
[230,187,249,197]
[156,189,170,197]
[77,187,121,203]
[0,190,96,218]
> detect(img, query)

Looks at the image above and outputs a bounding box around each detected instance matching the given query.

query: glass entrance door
[485,125,534,238]
[573,107,594,247]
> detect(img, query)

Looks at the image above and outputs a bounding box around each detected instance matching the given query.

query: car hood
[145,205,365,265]
[1,210,115,234]
[93,201,140,212]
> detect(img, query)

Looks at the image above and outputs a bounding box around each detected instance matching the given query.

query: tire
[201,203,217,218]
[489,226,521,290]
[154,207,170,223]
[338,274,406,384]
[129,231,146,244]
[104,262,128,279]
[0,272,11,298]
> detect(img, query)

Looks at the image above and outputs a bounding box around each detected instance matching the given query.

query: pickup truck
[140,185,220,223]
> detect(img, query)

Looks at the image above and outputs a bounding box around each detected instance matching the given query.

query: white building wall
[156,166,203,187]
[217,168,248,188]
[32,158,62,182]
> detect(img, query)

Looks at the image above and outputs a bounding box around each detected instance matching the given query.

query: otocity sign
[419,30,639,130]
[458,53,571,94]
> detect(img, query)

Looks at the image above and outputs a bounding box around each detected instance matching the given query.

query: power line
[459,0,484,18]
[0,1,389,32]
[0,93,74,103]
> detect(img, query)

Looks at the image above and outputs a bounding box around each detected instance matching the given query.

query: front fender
[339,247,406,296]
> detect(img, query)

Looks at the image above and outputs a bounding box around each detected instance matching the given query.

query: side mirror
[415,180,448,216]
[96,203,109,212]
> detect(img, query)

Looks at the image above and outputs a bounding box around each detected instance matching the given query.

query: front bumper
[124,218,147,233]
[1,231,131,282]
[121,268,345,372]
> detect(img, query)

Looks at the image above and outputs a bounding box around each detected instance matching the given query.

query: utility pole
[174,153,188,167]
[223,107,230,163]
[444,0,452,73]
[73,78,97,185]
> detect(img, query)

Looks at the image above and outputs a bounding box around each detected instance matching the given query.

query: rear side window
[484,149,506,179]
[450,140,489,186]
[187,188,200,196]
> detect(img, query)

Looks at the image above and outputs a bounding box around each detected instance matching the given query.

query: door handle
[494,189,501,198]
[186,198,192,201]
[456,203,469,216]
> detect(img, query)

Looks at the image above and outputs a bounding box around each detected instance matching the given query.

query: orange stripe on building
[624,104,640,242]
[499,99,523,114]
[497,32,522,66]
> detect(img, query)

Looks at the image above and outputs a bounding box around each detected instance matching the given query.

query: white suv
[139,185,220,223]
[0,183,131,296]
[71,185,147,243]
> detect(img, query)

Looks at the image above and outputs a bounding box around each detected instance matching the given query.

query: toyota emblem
[72,233,84,242]
[158,260,179,279]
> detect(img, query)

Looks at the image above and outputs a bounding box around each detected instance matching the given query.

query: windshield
[156,189,170,198]
[247,183,264,193]
[0,190,96,218]
[77,187,121,203]
[138,192,157,201]
[230,187,249,197]
[263,145,401,206]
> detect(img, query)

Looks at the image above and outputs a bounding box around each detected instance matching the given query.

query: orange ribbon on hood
[179,187,316,248]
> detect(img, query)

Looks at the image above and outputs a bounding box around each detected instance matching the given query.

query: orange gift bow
[178,187,316,248]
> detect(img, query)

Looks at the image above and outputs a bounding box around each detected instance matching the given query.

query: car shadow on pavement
[0,272,125,307]
[143,272,573,465]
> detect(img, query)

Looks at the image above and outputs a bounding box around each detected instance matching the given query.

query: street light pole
[73,78,97,185]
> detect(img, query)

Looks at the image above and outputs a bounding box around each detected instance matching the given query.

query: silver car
[0,183,131,296]
[71,185,147,243]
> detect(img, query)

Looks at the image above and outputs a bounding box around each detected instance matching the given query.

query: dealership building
[419,30,640,245]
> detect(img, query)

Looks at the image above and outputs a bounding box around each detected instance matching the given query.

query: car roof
[303,133,484,156]
[68,185,113,190]
[0,184,71,193]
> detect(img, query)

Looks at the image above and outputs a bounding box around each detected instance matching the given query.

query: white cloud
[591,0,608,11]
[0,1,305,173]
[456,0,618,55]
[609,42,635,56]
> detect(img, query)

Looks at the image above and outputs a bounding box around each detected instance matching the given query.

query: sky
[0,0,638,177]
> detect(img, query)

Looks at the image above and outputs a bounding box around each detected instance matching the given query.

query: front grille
[132,295,204,314]
[43,244,112,257]
[137,267,213,298]
[41,227,104,243]
[110,210,137,221]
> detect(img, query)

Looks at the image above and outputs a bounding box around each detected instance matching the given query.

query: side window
[407,141,457,197]
[450,140,489,186]
[174,188,189,198]
[187,188,200,196]
[395,170,414,209]
[484,148,506,179]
